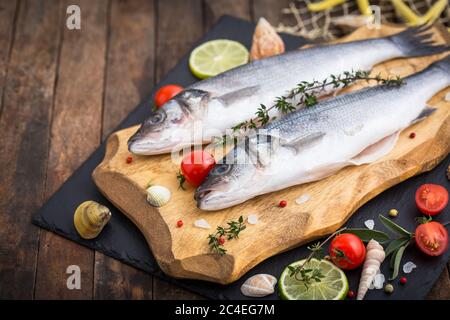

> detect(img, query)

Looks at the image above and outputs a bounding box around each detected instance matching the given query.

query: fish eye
[148,111,166,125]
[212,164,231,176]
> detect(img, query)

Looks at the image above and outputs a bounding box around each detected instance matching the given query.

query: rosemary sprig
[208,216,246,255]
[228,70,404,135]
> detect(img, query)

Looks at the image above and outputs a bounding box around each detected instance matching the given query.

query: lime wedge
[189,39,249,79]
[279,258,349,300]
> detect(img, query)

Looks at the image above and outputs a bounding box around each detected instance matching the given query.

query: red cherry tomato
[329,233,366,270]
[154,84,183,108]
[415,221,448,256]
[415,184,448,216]
[180,150,216,187]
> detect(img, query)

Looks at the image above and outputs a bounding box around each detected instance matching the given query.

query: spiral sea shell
[146,185,171,207]
[240,274,277,298]
[74,201,111,239]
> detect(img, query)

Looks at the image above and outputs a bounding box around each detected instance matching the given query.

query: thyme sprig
[208,216,246,255]
[288,228,346,288]
[229,70,404,134]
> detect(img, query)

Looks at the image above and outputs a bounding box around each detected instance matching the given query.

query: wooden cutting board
[93,24,450,285]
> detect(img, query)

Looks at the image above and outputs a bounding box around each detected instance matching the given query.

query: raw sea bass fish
[128,26,448,155]
[195,56,450,211]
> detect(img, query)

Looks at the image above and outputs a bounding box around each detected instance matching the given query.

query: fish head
[195,139,273,210]
[128,89,209,155]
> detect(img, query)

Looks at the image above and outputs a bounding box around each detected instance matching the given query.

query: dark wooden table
[0,0,449,299]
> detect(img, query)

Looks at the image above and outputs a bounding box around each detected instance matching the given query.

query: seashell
[250,17,285,61]
[241,274,277,298]
[146,185,171,207]
[74,201,111,239]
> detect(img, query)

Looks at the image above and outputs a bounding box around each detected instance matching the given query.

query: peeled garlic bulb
[146,185,171,207]
[74,201,111,239]
[241,274,277,298]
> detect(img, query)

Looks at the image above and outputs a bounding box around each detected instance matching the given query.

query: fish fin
[389,24,449,58]
[214,85,260,105]
[410,106,437,125]
[282,132,325,154]
[349,132,400,165]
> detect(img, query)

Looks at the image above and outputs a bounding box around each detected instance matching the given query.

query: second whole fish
[195,56,450,210]
[128,26,448,155]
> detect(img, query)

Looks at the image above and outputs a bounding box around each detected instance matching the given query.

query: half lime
[279,258,349,300]
[189,39,249,79]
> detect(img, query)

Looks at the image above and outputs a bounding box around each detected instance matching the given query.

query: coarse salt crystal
[445,92,450,102]
[194,219,211,229]
[373,273,385,289]
[295,194,311,205]
[364,219,375,230]
[403,261,417,274]
[247,214,258,225]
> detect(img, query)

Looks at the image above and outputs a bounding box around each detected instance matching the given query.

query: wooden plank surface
[0,0,17,118]
[0,0,61,299]
[0,0,448,299]
[94,0,155,300]
[34,0,108,299]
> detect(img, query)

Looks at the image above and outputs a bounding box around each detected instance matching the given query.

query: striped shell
[74,201,111,239]
[241,274,277,298]
[146,185,171,207]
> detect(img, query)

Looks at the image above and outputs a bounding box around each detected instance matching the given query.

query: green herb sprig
[177,171,186,190]
[208,216,246,255]
[288,226,391,289]
[288,228,346,288]
[228,70,404,135]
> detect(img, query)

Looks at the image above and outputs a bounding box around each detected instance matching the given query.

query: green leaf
[390,242,409,280]
[345,228,390,243]
[385,238,410,258]
[379,214,412,237]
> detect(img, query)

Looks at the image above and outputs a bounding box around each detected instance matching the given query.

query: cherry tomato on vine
[415,184,448,216]
[154,84,183,108]
[180,150,216,187]
[415,220,448,257]
[329,233,366,270]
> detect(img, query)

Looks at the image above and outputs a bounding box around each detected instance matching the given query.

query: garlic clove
[241,274,277,298]
[146,185,171,207]
[74,200,111,239]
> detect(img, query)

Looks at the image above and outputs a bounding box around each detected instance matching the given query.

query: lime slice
[279,258,349,300]
[189,39,249,79]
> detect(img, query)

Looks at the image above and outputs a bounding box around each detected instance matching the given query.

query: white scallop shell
[240,274,277,298]
[146,185,171,207]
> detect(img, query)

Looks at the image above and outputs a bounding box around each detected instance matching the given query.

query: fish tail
[389,24,449,58]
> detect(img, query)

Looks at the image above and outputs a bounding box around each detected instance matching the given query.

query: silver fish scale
[262,65,449,143]
[190,39,396,100]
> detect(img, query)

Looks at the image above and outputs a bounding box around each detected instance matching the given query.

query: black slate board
[32,15,450,300]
